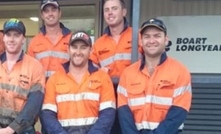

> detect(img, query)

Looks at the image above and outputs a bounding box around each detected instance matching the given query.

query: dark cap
[41,0,59,10]
[140,18,167,34]
[3,18,26,36]
[69,31,92,46]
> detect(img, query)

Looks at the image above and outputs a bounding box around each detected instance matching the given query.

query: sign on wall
[159,16,221,73]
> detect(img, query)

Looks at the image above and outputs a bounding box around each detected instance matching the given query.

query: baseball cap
[140,18,167,34]
[3,18,26,36]
[40,0,59,10]
[69,31,92,46]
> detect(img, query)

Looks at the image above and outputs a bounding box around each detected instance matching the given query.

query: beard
[70,57,88,68]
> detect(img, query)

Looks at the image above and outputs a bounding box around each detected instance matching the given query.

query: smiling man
[117,18,192,134]
[90,1,143,133]
[0,18,45,134]
[27,0,71,80]
[40,31,116,134]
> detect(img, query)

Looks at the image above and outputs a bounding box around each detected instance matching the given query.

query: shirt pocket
[55,84,71,94]
[127,86,145,121]
[154,80,175,110]
[60,42,69,51]
[33,44,47,53]
[85,82,102,112]
[127,86,145,109]
[87,82,101,99]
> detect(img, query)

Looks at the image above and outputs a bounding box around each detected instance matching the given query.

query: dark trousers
[110,83,122,134]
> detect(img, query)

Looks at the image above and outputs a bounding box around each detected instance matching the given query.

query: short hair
[104,0,126,9]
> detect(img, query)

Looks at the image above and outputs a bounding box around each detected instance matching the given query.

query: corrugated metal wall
[140,0,221,24]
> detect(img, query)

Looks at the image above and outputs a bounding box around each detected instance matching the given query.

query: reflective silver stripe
[99,101,116,111]
[59,117,98,127]
[35,51,69,60]
[173,84,192,97]
[92,63,100,68]
[0,83,29,98]
[114,53,131,60]
[42,104,57,112]
[146,95,172,105]
[100,56,114,67]
[56,92,100,103]
[136,121,184,130]
[30,83,44,93]
[129,95,172,106]
[129,97,145,106]
[0,107,19,119]
[117,85,128,97]
[100,53,131,67]
[45,71,55,77]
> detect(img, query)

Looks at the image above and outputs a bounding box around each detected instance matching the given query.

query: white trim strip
[173,84,192,97]
[136,121,184,130]
[42,104,57,112]
[129,95,172,106]
[100,53,131,67]
[114,53,131,61]
[129,97,145,106]
[56,92,100,103]
[45,71,55,77]
[35,51,69,60]
[99,101,116,111]
[100,56,114,67]
[59,117,98,127]
[117,85,128,97]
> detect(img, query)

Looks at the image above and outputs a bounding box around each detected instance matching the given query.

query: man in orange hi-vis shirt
[0,18,45,134]
[27,0,71,80]
[40,31,116,134]
[90,0,142,78]
[117,18,192,134]
[90,1,142,133]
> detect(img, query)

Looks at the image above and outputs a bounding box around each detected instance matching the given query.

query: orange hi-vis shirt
[90,20,142,77]
[42,61,116,133]
[0,52,45,129]
[27,23,71,78]
[117,52,192,131]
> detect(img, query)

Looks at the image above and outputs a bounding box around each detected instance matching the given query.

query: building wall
[140,0,221,24]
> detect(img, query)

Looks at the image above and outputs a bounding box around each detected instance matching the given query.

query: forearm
[148,106,188,134]
[87,108,116,134]
[39,110,68,134]
[9,90,44,133]
[118,106,141,134]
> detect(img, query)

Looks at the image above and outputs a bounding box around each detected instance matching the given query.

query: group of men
[0,0,192,134]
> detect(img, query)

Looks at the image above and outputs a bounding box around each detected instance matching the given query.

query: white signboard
[159,16,221,73]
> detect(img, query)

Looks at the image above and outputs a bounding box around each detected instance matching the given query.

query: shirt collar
[0,50,24,63]
[63,60,99,74]
[40,22,71,36]
[139,52,167,70]
[103,17,129,36]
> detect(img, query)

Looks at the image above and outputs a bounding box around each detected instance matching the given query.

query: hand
[0,127,15,134]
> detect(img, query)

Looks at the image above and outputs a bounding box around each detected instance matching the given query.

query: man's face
[3,30,25,54]
[69,40,91,68]
[103,0,127,27]
[41,4,61,27]
[141,27,168,58]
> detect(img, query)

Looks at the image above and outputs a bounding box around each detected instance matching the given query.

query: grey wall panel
[140,0,221,25]
[180,74,221,134]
